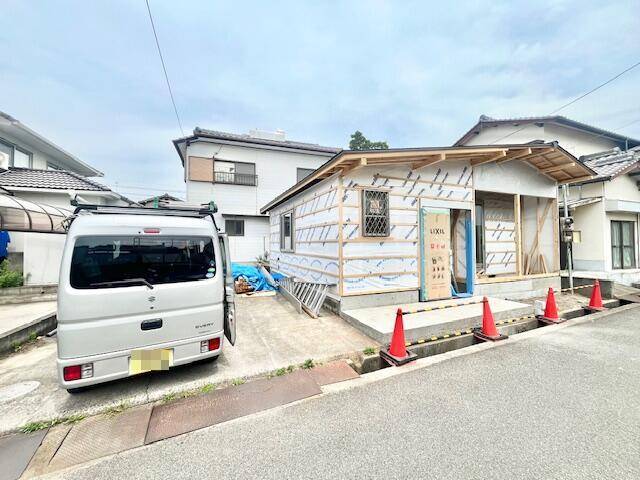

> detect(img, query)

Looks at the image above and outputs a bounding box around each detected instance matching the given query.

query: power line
[490,60,640,144]
[145,0,185,137]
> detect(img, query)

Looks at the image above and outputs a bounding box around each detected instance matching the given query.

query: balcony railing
[213,171,258,186]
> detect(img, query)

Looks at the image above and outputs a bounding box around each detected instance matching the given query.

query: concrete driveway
[0,294,375,434]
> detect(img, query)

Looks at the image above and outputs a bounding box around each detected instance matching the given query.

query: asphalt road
[52,308,640,480]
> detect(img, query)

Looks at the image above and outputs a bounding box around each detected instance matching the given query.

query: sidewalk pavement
[0,295,375,435]
[0,360,359,480]
[0,302,56,353]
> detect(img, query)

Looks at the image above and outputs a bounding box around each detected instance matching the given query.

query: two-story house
[0,110,134,284]
[173,128,339,262]
[455,115,640,285]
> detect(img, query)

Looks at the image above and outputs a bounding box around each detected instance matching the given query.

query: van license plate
[129,349,173,375]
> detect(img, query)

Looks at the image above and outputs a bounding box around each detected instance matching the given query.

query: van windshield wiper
[89,278,154,289]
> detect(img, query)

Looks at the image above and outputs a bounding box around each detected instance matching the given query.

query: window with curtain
[611,220,636,269]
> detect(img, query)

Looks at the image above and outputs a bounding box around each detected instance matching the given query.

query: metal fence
[214,171,258,186]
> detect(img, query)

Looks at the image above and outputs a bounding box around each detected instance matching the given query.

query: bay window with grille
[361,190,390,237]
[611,220,636,269]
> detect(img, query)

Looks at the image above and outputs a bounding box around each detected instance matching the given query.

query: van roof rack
[73,204,216,217]
[70,203,220,230]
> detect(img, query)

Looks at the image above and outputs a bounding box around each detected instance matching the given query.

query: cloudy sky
[1,0,639,200]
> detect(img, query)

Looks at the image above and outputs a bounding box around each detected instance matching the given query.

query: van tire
[66,387,88,394]
[199,355,219,364]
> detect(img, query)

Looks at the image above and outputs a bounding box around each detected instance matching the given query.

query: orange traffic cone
[585,280,605,312]
[540,287,563,324]
[380,308,417,366]
[473,297,507,342]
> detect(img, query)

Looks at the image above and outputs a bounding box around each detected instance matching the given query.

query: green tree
[348,131,389,150]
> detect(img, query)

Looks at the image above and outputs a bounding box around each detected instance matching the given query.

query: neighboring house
[562,146,640,285]
[455,114,640,285]
[261,144,593,311]
[455,115,640,158]
[0,110,133,285]
[173,128,339,262]
[139,193,185,208]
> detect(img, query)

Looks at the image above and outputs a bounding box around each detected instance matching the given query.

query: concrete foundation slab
[145,369,322,444]
[48,405,152,471]
[0,429,47,480]
[341,296,533,344]
[308,360,359,386]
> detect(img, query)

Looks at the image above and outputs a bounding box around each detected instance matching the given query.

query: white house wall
[0,129,67,170]
[185,141,331,216]
[474,161,557,198]
[462,122,617,159]
[269,174,340,289]
[341,161,473,295]
[224,216,270,263]
[571,200,607,271]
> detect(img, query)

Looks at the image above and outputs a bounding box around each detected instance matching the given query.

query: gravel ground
[50,306,640,480]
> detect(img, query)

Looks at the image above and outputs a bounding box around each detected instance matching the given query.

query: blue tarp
[231,263,284,292]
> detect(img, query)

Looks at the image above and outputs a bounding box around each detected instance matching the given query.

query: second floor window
[214,161,257,186]
[0,139,32,169]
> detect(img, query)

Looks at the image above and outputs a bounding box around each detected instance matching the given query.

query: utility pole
[562,184,574,293]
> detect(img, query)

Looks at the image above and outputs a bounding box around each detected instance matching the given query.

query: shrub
[0,260,23,288]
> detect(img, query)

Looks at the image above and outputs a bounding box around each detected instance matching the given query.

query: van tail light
[144,228,161,234]
[63,363,94,381]
[200,337,221,353]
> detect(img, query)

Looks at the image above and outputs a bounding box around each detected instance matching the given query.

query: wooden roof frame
[261,142,595,213]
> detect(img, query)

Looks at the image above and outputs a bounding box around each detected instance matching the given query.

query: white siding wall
[571,200,607,271]
[269,174,340,291]
[0,130,74,170]
[185,141,332,216]
[462,122,617,158]
[224,216,270,263]
[474,160,557,198]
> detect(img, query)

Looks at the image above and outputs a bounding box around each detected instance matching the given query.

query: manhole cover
[0,381,40,403]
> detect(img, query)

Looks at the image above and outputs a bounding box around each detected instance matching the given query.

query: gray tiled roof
[192,128,341,154]
[580,147,640,179]
[454,114,640,147]
[0,168,111,191]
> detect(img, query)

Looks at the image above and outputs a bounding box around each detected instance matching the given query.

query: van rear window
[70,236,216,289]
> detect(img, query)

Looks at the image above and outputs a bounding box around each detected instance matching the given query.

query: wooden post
[552,196,560,271]
[514,194,522,276]
[338,176,344,296]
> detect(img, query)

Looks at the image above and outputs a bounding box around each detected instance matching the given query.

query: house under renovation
[261,143,595,314]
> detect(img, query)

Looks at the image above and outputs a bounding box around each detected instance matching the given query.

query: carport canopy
[0,193,70,233]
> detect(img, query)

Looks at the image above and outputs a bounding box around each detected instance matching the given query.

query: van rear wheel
[198,355,219,364]
[66,387,88,394]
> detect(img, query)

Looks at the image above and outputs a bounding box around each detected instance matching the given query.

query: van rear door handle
[141,319,163,331]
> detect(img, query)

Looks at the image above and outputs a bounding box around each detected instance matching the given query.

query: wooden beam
[411,153,447,170]
[470,150,508,166]
[540,162,576,174]
[496,148,532,164]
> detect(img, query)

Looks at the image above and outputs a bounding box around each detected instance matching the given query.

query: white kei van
[56,205,236,392]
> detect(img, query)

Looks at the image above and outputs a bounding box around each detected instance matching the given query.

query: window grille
[361,190,389,237]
